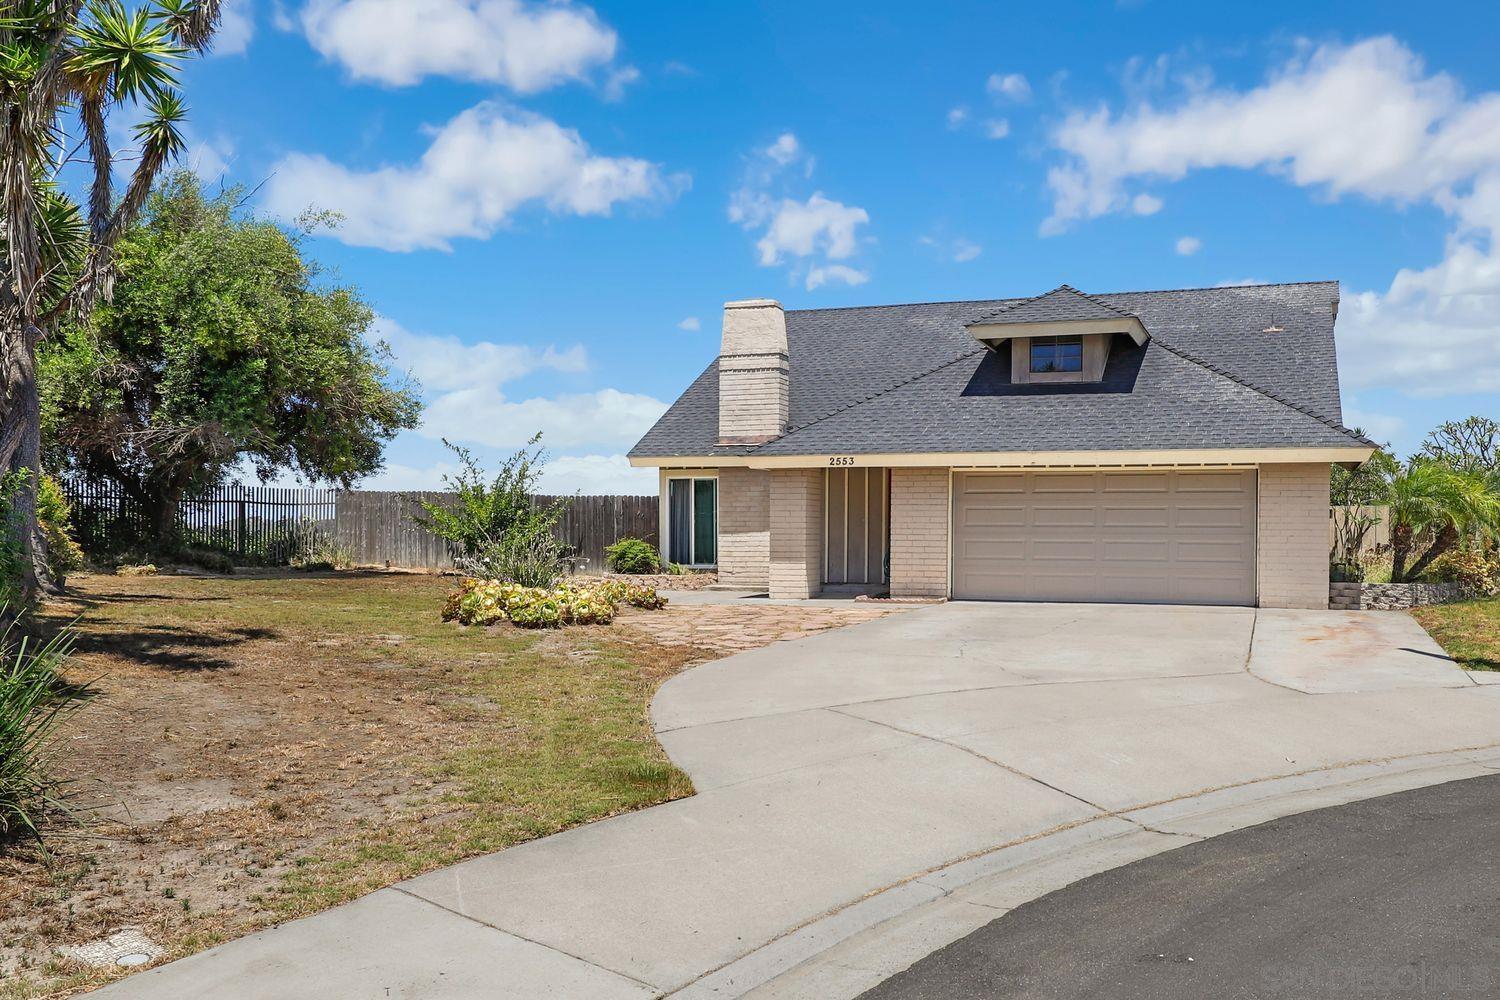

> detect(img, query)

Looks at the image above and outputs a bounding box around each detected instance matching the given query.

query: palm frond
[68,0,183,101]
[151,0,221,52]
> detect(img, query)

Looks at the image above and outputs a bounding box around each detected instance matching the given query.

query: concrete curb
[669,746,1500,1000]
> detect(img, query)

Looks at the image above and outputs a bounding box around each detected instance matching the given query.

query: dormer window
[1029,335,1083,374]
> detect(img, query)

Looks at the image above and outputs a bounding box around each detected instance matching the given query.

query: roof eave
[965,316,1150,347]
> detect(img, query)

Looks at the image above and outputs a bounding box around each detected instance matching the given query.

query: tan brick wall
[1257,463,1331,609]
[717,467,770,587]
[890,467,949,598]
[768,469,823,599]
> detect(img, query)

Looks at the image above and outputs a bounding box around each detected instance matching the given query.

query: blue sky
[177,0,1500,493]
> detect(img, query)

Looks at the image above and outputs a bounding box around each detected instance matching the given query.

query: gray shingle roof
[971,284,1138,325]
[629,281,1371,459]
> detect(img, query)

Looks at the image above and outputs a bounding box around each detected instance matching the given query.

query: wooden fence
[1329,504,1391,557]
[64,481,659,571]
[63,480,337,562]
[334,491,658,572]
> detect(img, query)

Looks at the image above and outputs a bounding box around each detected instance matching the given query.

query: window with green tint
[692,478,717,564]
[665,476,718,565]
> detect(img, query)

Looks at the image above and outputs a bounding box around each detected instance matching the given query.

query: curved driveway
[92,601,1500,999]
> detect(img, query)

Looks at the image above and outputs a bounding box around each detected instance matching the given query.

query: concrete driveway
[91,602,1500,1000]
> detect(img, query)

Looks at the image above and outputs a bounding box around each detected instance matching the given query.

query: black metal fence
[62,480,337,563]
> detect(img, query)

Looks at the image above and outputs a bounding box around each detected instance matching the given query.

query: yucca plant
[1,1,224,621]
[0,615,92,842]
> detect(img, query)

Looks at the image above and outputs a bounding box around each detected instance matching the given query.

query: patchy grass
[1412,597,1500,671]
[0,571,703,998]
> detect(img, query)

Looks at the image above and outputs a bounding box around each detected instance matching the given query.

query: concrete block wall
[717,467,770,588]
[1257,463,1331,609]
[768,469,824,599]
[889,468,949,598]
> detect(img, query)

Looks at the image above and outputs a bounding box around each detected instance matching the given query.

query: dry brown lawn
[0,570,897,999]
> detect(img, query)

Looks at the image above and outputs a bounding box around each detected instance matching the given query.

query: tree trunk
[1390,521,1412,583]
[0,313,43,621]
[1404,524,1458,583]
[142,484,183,555]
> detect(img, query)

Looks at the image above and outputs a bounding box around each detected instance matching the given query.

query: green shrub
[605,537,660,575]
[1,622,94,842]
[290,533,352,572]
[458,530,564,588]
[1428,547,1500,595]
[0,473,26,610]
[173,548,236,575]
[37,476,84,582]
[411,436,563,563]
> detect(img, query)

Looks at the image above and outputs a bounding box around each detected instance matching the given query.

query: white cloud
[421,387,666,450]
[1215,277,1268,287]
[677,316,701,331]
[987,72,1032,102]
[377,315,667,453]
[1131,193,1163,216]
[602,64,640,102]
[984,118,1011,140]
[806,264,870,290]
[747,193,869,266]
[376,315,587,391]
[535,454,658,495]
[1040,36,1500,396]
[1175,235,1202,255]
[352,458,461,491]
[263,102,683,252]
[299,0,618,91]
[729,134,872,289]
[765,132,801,166]
[952,238,983,262]
[214,1,255,55]
[946,106,969,130]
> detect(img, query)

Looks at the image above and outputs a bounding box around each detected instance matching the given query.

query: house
[628,282,1374,608]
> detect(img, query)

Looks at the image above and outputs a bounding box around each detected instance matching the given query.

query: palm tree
[1,1,222,616]
[1388,459,1500,582]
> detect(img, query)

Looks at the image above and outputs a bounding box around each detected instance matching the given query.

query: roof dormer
[964,285,1150,385]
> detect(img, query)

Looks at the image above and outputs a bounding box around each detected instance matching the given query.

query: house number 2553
[828,456,856,466]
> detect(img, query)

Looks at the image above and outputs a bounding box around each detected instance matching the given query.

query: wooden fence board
[334,491,659,572]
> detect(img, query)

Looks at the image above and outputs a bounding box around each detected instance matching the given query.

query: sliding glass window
[667,477,717,566]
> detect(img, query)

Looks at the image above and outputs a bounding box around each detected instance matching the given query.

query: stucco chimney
[717,298,789,445]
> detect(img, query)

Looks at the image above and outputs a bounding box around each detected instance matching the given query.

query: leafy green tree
[1421,416,1500,474]
[40,172,422,544]
[2,1,225,612]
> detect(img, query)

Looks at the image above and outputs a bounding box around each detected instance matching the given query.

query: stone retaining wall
[1328,580,1473,611]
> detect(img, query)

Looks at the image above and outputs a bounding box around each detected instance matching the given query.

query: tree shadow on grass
[66,623,277,672]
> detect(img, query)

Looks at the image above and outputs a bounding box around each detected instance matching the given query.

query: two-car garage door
[952,470,1257,606]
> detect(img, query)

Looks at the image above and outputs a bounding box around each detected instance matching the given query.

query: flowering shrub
[1429,547,1500,596]
[442,578,667,629]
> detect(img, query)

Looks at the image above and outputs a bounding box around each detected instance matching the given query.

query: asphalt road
[861,773,1500,1000]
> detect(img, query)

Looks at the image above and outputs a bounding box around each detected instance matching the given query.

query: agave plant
[0,614,93,841]
[1,1,222,618]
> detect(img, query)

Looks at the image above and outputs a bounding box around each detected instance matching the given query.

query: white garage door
[952,470,1257,606]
